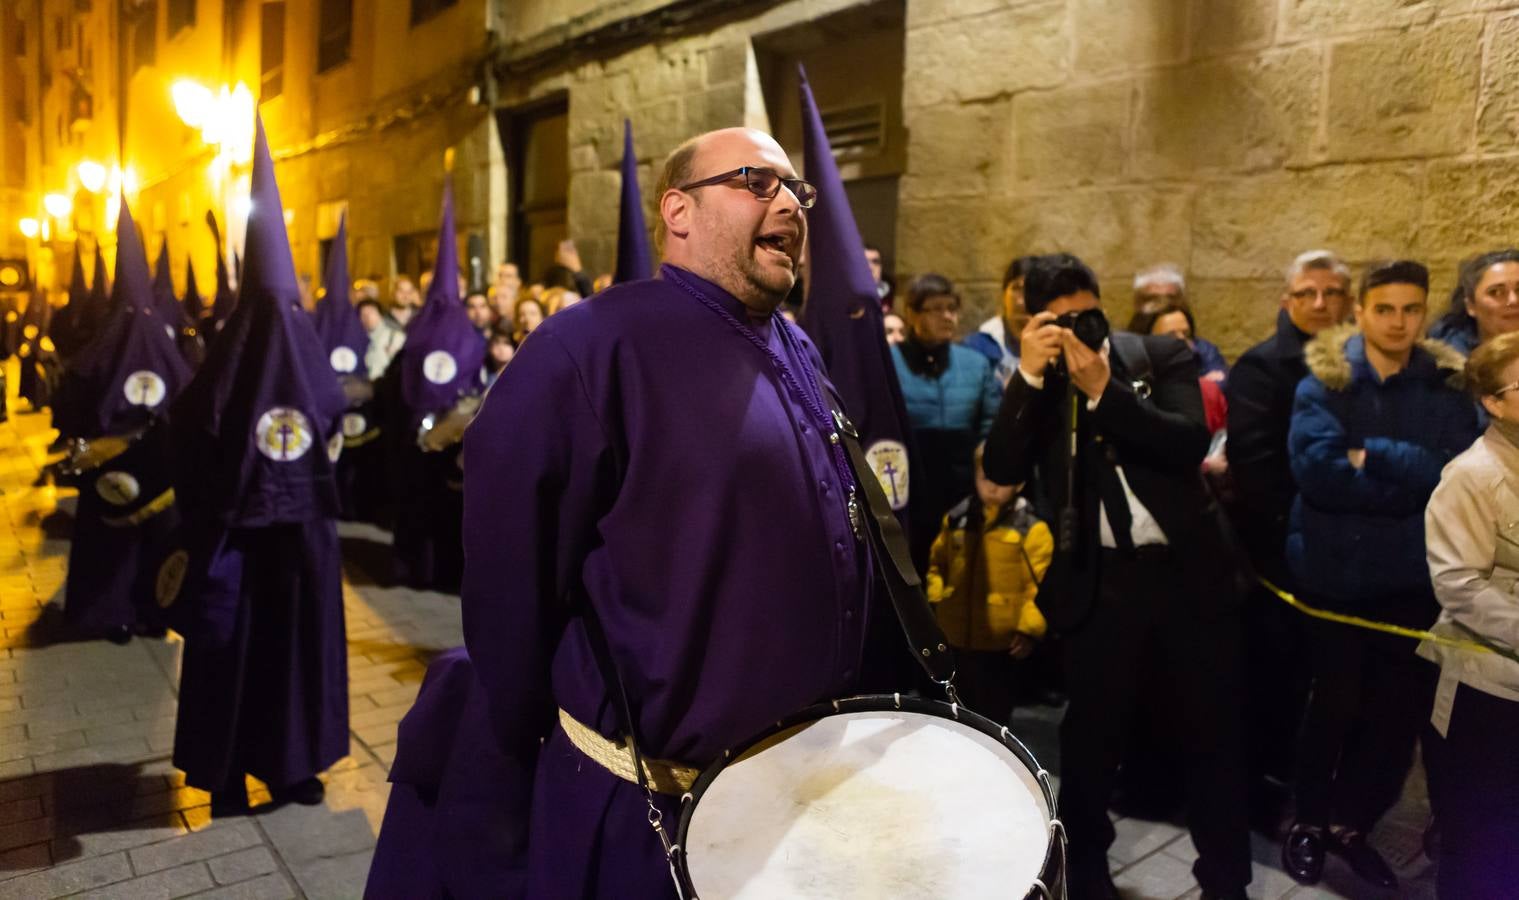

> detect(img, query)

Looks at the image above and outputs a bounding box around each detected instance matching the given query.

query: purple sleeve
[460,328,616,755]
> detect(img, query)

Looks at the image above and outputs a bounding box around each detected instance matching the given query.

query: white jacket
[1422,424,1519,733]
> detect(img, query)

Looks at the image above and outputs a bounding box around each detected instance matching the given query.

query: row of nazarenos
[36,111,495,808]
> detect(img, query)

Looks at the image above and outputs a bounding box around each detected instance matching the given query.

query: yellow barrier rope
[1258,577,1519,663]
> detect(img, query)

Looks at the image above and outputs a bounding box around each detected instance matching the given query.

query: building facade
[6,0,1519,357]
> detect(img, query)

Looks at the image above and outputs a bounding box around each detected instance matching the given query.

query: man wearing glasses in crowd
[1224,250,1353,821]
[405,128,902,898]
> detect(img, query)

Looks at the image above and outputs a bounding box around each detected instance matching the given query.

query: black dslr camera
[1049,308,1110,377]
[1054,308,1110,351]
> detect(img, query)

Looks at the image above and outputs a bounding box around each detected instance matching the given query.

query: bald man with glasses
[368,128,898,899]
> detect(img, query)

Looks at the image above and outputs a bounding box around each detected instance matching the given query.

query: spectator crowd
[889,245,1519,899]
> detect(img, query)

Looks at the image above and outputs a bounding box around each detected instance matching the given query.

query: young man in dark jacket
[1282,260,1479,890]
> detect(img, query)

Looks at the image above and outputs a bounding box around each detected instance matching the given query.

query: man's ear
[660,190,692,244]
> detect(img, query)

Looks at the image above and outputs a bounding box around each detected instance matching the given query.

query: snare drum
[673,694,1065,899]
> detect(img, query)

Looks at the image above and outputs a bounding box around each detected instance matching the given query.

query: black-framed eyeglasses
[677,166,818,209]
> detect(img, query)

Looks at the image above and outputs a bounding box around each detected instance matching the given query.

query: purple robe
[366,648,534,898]
[386,181,482,588]
[377,265,876,897]
[61,203,190,631]
[169,115,348,792]
[65,421,179,631]
[171,519,347,790]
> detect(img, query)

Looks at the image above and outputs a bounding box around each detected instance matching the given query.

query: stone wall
[899,0,1519,357]
[501,0,890,284]
[502,0,1519,357]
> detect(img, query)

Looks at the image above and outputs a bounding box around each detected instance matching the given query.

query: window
[15,75,27,125]
[410,0,457,27]
[132,12,156,73]
[260,2,285,100]
[316,0,351,74]
[168,0,195,35]
[15,25,24,56]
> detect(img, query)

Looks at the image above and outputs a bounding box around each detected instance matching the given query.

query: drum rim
[673,692,1061,898]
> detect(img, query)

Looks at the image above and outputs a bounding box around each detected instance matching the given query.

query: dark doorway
[496,96,570,283]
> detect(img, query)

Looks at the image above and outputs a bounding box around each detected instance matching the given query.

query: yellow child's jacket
[926,496,1053,652]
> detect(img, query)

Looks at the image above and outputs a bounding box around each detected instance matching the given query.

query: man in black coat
[984,254,1249,900]
[1224,250,1352,798]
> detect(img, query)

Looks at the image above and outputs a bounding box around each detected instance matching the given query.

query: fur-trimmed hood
[1304,323,1467,392]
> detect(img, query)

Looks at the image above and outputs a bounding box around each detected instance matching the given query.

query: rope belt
[557,708,700,795]
[101,489,175,528]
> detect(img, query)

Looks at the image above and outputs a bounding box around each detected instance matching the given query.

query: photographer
[983,253,1250,900]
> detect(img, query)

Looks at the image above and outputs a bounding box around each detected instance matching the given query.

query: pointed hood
[68,244,89,315]
[91,243,110,313]
[312,212,368,378]
[171,115,347,527]
[51,245,90,355]
[796,65,917,520]
[54,199,191,439]
[207,210,237,330]
[614,119,653,284]
[183,260,204,324]
[153,241,183,327]
[399,179,484,422]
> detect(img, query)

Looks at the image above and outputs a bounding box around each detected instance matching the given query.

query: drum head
[683,703,1053,899]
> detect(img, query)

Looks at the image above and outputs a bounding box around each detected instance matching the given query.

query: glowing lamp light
[104,193,120,232]
[121,166,139,196]
[40,336,56,353]
[18,218,39,238]
[234,196,252,218]
[172,80,215,129]
[43,193,72,218]
[77,160,107,193]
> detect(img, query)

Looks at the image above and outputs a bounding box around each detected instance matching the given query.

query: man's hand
[555,240,584,273]
[1008,633,1035,660]
[1062,331,1111,401]
[1018,312,1064,382]
[1347,448,1366,469]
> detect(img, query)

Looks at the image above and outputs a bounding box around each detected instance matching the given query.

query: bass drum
[674,694,1065,899]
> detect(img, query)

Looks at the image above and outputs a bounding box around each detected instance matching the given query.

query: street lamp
[18,218,38,239]
[43,193,72,218]
[78,160,107,193]
[172,80,215,130]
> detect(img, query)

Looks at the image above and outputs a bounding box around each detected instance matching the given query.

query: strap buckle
[831,408,859,440]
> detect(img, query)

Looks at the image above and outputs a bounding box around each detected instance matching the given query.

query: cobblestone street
[0,376,1436,899]
[0,394,463,899]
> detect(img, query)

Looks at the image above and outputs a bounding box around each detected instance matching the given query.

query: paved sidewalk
[0,391,463,899]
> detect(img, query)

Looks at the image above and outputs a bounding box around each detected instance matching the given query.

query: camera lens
[1055,309,1109,350]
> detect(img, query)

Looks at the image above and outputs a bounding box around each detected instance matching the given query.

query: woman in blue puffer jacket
[890,273,1002,573]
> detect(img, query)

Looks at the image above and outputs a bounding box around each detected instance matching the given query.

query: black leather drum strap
[826,403,957,688]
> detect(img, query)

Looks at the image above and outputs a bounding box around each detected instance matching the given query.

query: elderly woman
[1422,330,1519,898]
[890,272,1002,572]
